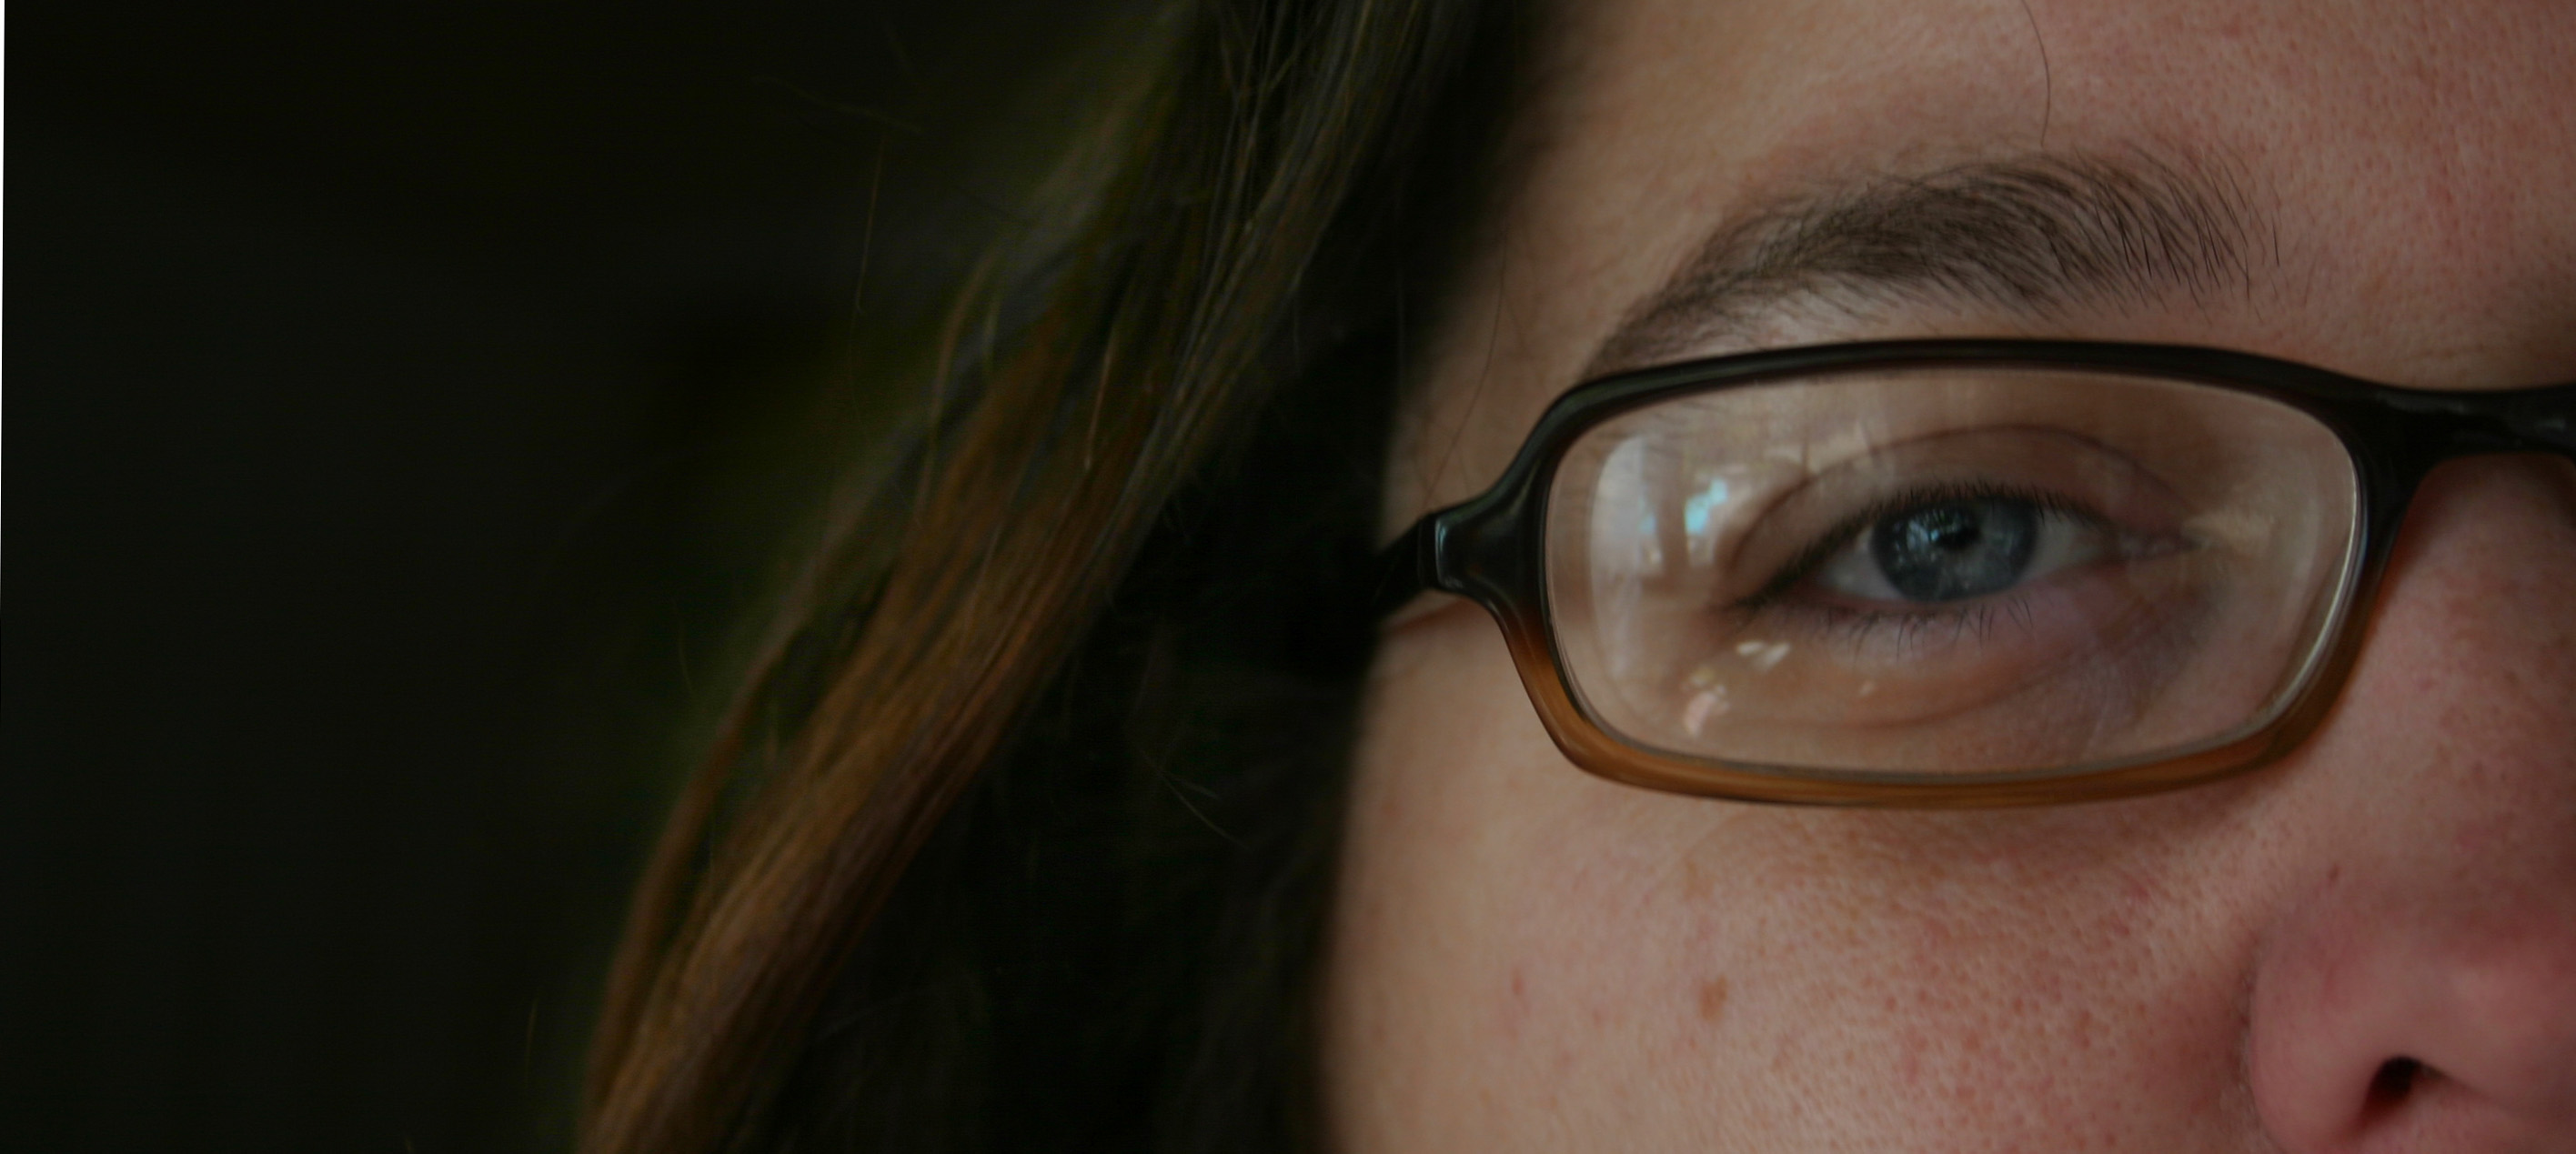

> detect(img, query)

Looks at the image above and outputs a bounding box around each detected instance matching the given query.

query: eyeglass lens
[1543,367,2361,778]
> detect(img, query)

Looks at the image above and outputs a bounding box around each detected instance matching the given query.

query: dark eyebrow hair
[1585,150,2273,376]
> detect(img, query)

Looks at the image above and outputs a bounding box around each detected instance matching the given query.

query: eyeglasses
[1375,339,2576,808]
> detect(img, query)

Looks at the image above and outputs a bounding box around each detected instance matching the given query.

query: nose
[2245,456,2576,1154]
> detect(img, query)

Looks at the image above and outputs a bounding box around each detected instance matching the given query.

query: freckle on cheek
[1494,968,1529,1042]
[1679,857,1715,902]
[1696,976,1731,1024]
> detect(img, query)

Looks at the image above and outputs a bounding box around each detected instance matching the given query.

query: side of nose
[2245,456,2576,1154]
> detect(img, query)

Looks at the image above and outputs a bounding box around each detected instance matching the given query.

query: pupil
[1867,498,2039,602]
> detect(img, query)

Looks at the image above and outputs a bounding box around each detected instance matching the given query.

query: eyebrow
[1585,150,2274,376]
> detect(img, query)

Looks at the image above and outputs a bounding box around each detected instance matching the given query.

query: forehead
[1387,0,2576,521]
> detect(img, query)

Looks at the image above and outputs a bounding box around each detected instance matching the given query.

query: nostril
[2361,1058,2425,1118]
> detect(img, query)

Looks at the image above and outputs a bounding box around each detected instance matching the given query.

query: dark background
[7,3,1133,1149]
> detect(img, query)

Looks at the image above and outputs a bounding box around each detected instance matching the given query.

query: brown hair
[581,2,1524,1149]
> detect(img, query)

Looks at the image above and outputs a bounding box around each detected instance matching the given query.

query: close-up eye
[1535,370,2382,775]
[1796,488,2114,607]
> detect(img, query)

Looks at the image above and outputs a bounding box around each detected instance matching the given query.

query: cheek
[1328,613,1756,1143]
[1326,611,2275,1149]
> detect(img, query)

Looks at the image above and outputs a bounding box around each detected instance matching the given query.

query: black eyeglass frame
[1374,338,2576,808]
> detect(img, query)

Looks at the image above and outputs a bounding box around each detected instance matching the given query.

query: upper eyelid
[1704,423,2112,599]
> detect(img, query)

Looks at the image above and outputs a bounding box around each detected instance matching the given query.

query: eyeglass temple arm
[1368,514,1446,621]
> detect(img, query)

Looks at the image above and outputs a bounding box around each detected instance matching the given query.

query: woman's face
[1326,0,2576,1149]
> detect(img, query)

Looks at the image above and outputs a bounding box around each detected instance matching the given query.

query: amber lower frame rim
[1390,338,2576,808]
[1484,553,2378,808]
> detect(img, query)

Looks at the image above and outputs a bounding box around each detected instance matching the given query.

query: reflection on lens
[1543,367,2358,777]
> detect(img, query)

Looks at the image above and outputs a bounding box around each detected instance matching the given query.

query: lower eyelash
[1738,590,2044,654]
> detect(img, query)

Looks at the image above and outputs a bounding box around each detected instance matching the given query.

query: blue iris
[1867,498,2039,602]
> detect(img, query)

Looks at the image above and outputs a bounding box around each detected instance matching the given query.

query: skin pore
[1324,1,2576,1150]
